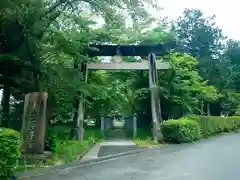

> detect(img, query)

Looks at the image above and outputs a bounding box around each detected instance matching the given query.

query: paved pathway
[28,133,240,180]
[82,139,137,160]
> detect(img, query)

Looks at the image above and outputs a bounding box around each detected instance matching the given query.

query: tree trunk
[71,98,79,138]
[78,97,84,143]
[71,62,86,142]
[201,101,204,115]
[71,97,84,143]
[1,83,10,128]
[207,103,211,116]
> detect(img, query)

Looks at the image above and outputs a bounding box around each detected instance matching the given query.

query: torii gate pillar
[148,53,162,142]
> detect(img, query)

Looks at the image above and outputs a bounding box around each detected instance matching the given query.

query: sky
[159,0,240,40]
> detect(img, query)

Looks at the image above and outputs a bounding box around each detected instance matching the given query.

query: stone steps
[106,129,128,139]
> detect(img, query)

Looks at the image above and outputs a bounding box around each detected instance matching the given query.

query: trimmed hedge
[0,128,20,179]
[188,115,240,137]
[161,117,201,143]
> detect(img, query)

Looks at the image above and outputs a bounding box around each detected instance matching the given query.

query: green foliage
[171,8,240,116]
[161,117,202,143]
[133,128,159,147]
[219,90,240,115]
[0,128,20,179]
[54,140,89,163]
[135,128,152,140]
[1,0,240,143]
[84,127,104,143]
[45,128,57,153]
[161,116,240,144]
[172,9,225,84]
[234,105,240,116]
[219,39,240,114]
[51,125,72,140]
[188,116,240,137]
[1,0,160,126]
[44,125,103,161]
[160,53,218,114]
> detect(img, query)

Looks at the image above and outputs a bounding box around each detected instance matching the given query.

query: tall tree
[172,8,225,85]
[219,39,240,115]
[0,0,161,128]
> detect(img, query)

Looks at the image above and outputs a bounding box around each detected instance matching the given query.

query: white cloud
[158,0,240,40]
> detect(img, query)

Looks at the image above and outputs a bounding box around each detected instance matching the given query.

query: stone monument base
[20,151,52,165]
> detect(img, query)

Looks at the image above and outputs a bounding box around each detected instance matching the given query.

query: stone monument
[21,92,48,154]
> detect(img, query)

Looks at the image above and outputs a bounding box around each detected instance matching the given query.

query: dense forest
[0,0,240,131]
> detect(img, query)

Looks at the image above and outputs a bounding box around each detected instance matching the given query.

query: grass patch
[133,138,159,147]
[53,127,104,163]
[16,127,104,172]
[133,128,160,147]
[54,140,91,163]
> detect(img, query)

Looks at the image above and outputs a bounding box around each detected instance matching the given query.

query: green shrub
[188,116,240,137]
[0,128,20,179]
[161,117,202,143]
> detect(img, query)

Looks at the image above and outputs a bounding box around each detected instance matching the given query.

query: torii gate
[76,42,176,142]
[20,42,177,155]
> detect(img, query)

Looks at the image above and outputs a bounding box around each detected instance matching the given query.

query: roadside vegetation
[16,126,103,172]
[133,128,159,147]
[161,116,240,143]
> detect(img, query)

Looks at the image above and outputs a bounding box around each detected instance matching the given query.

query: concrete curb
[16,147,146,179]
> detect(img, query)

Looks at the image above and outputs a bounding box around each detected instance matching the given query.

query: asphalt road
[98,145,140,157]
[30,133,240,180]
